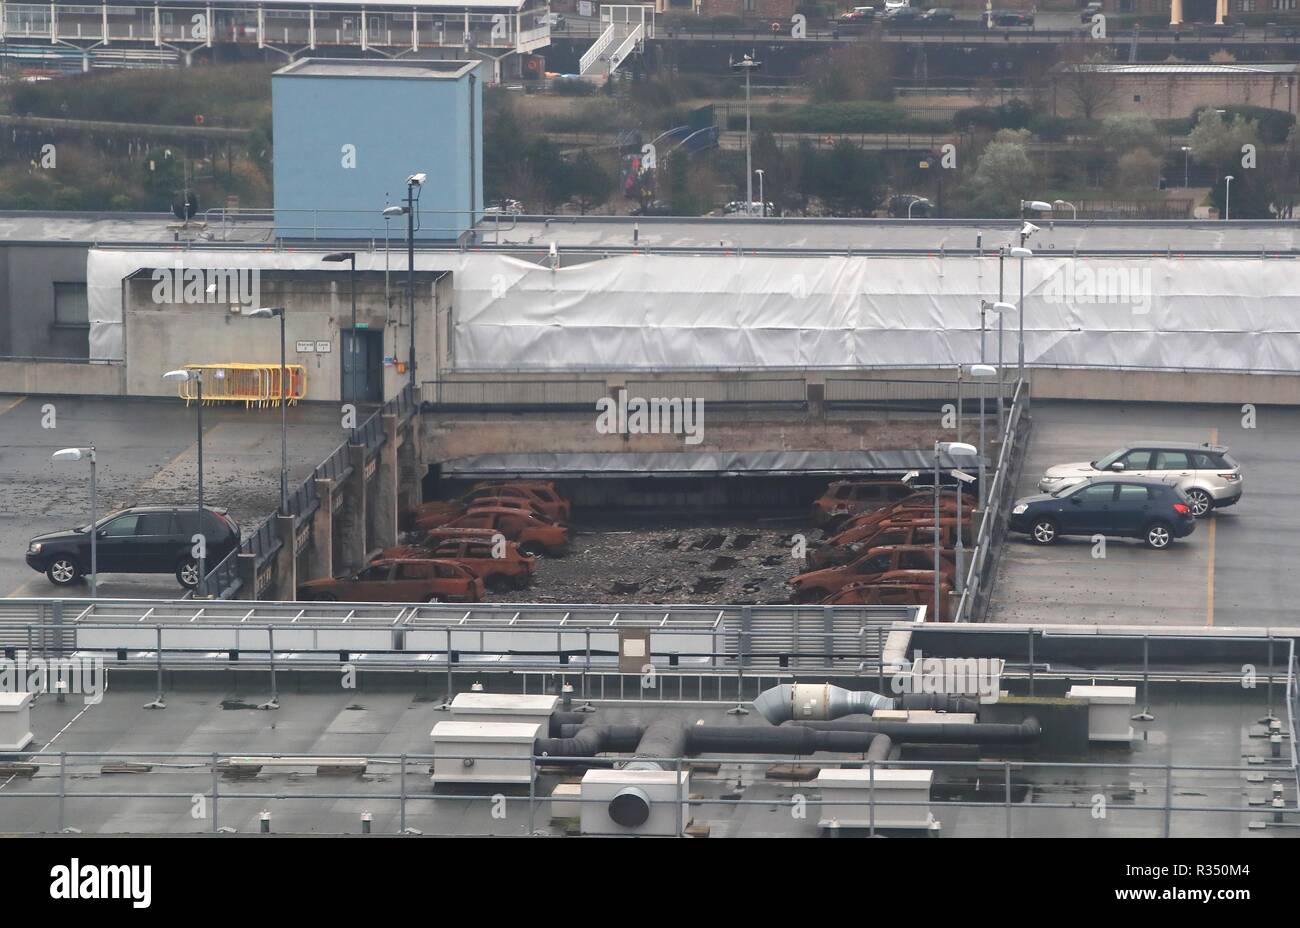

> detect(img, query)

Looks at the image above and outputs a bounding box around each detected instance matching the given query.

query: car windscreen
[1092,448,1125,470]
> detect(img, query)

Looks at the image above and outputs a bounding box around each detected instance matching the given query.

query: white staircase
[578,4,653,80]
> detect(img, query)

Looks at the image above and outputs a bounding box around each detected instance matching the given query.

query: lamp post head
[1021,200,1053,213]
[382,206,407,218]
[936,441,978,456]
[967,364,998,378]
[322,252,355,263]
[52,447,92,463]
[242,306,285,319]
[162,368,195,383]
[990,301,1015,314]
[1009,246,1033,259]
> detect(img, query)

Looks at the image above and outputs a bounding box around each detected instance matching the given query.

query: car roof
[1075,475,1179,487]
[1119,440,1229,452]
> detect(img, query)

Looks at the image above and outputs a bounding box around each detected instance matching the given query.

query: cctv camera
[407,173,427,187]
[1020,221,1040,237]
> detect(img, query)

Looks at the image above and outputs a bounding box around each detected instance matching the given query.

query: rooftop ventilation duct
[752,683,896,725]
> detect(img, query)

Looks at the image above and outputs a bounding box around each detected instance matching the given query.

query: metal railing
[195,383,417,599]
[422,378,609,409]
[951,377,1027,623]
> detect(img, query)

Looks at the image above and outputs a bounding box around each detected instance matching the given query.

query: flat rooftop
[8,212,1300,254]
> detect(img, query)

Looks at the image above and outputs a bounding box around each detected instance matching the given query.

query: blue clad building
[272,58,484,240]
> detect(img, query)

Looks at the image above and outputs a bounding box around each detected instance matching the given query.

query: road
[0,395,354,600]
[988,400,1300,627]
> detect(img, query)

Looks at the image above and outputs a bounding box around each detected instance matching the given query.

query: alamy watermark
[0,655,105,704]
[151,261,261,308]
[1041,263,1152,315]
[595,388,705,446]
[890,651,999,701]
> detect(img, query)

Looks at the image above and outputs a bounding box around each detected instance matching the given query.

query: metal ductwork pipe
[752,683,896,725]
[534,724,644,758]
[627,718,690,771]
[686,724,883,756]
[896,694,982,715]
[549,711,597,737]
[784,716,1041,746]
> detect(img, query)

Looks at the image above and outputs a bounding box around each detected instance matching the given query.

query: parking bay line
[1206,426,1217,627]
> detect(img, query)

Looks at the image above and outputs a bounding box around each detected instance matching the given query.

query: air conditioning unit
[449,692,559,732]
[0,692,33,752]
[580,769,690,836]
[815,768,940,832]
[1067,685,1136,742]
[430,721,540,786]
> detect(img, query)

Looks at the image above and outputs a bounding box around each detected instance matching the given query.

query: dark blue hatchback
[1008,477,1196,549]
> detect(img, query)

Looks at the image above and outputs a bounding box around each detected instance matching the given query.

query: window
[136,513,173,535]
[53,282,88,326]
[1191,451,1225,469]
[1153,451,1190,470]
[1120,449,1153,469]
[856,555,891,574]
[397,563,433,580]
[1076,484,1117,502]
[356,564,389,582]
[900,552,934,570]
[101,514,140,537]
[434,563,465,579]
[1117,485,1151,501]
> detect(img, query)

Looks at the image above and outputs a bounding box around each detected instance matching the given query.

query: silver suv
[1038,441,1242,517]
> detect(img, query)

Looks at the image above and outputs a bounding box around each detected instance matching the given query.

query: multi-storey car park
[0,55,1297,840]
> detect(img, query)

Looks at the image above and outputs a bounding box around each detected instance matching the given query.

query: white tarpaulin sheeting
[88,249,1300,372]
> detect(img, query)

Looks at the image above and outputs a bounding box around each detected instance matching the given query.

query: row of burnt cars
[297,481,572,602]
[787,478,974,620]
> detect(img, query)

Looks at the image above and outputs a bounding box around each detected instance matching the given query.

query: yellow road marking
[1206,427,1218,626]
[0,396,25,416]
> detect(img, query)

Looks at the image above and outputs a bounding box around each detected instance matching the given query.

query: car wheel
[176,558,200,589]
[46,557,81,586]
[1186,488,1213,518]
[1030,519,1058,545]
[1145,522,1173,549]
[792,587,827,604]
[486,574,512,594]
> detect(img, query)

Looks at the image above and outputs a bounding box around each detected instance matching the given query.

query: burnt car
[825,569,955,620]
[378,536,536,592]
[790,544,956,603]
[298,558,484,603]
[810,479,916,528]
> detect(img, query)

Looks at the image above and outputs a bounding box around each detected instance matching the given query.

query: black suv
[1008,477,1195,549]
[26,506,241,589]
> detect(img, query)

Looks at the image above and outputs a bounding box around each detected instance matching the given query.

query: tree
[802,41,895,104]
[1057,60,1119,121]
[568,151,614,215]
[1189,108,1259,179]
[805,141,884,216]
[1098,114,1160,156]
[966,132,1037,217]
[1115,148,1162,191]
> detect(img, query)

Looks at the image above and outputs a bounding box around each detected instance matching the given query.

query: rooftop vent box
[430,721,540,786]
[815,768,940,832]
[0,692,33,752]
[449,692,559,731]
[1066,685,1136,743]
[580,769,690,836]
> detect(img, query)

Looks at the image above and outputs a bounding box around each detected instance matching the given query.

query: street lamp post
[1010,243,1033,388]
[52,446,96,597]
[908,196,931,219]
[988,301,1014,436]
[241,307,289,515]
[755,169,765,217]
[1052,199,1077,220]
[405,173,425,386]
[1181,146,1191,188]
[1224,175,1234,220]
[163,368,222,588]
[933,441,977,621]
[323,252,359,444]
[967,364,998,513]
[731,53,761,216]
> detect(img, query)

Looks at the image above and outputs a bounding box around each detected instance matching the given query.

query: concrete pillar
[270,513,297,602]
[340,443,369,572]
[373,415,400,549]
[306,477,336,582]
[1170,0,1182,25]
[1215,0,1226,24]
[236,552,259,601]
[397,414,423,516]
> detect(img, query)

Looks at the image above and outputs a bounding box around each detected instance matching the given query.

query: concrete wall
[122,272,440,401]
[1052,72,1299,119]
[272,59,483,240]
[0,244,91,359]
[0,359,124,395]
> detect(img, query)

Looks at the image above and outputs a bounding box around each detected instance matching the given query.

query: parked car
[807,518,971,569]
[810,479,915,527]
[1080,2,1103,22]
[826,570,955,620]
[411,496,551,532]
[883,0,910,9]
[437,506,570,556]
[470,481,571,522]
[1037,441,1241,517]
[884,5,923,21]
[1009,477,1196,549]
[378,537,536,592]
[990,9,1034,25]
[790,544,956,603]
[298,558,484,603]
[26,505,241,589]
[922,8,956,22]
[839,5,876,19]
[828,490,975,542]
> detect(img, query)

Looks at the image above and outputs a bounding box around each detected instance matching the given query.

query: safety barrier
[172,363,306,408]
